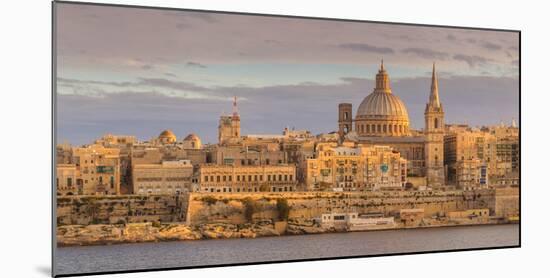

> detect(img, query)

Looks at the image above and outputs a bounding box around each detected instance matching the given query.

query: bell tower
[218,96,241,144]
[338,103,353,138]
[424,63,445,186]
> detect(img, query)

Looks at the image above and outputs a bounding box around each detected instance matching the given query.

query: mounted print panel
[53,1,520,277]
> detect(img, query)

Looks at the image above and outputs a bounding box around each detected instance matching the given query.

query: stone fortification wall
[186,190,500,225]
[56,194,189,225]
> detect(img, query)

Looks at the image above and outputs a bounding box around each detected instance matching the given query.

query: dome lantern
[355,62,410,137]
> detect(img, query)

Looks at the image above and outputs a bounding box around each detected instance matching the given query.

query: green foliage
[202,196,218,206]
[243,197,259,223]
[276,198,290,221]
[91,218,101,225]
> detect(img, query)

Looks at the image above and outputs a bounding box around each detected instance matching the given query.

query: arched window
[366,124,371,133]
[383,125,387,133]
[434,118,439,129]
[377,124,381,133]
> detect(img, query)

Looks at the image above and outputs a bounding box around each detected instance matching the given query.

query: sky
[55,3,519,145]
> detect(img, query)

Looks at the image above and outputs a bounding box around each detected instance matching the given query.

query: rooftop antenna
[232,96,239,117]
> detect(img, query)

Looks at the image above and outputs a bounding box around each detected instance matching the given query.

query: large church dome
[354,61,411,137]
[356,91,409,120]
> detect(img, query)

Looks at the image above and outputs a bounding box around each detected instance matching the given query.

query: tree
[243,197,259,222]
[276,198,290,221]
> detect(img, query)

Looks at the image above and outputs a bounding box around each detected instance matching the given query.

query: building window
[229,176,232,182]
[434,118,439,129]
[217,176,221,182]
[205,176,208,182]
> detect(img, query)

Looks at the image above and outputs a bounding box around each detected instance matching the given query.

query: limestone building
[56,164,78,195]
[56,144,121,195]
[199,164,297,193]
[304,143,407,191]
[444,124,518,187]
[338,61,445,186]
[455,158,489,190]
[132,160,194,194]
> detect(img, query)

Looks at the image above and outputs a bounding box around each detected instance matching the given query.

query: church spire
[428,62,441,109]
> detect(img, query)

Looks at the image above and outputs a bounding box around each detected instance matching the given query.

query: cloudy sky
[55,3,519,145]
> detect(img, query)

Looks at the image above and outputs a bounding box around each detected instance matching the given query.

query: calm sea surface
[55,224,519,275]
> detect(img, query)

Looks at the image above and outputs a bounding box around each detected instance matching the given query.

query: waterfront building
[399,208,425,226]
[132,160,194,194]
[444,123,518,187]
[56,164,78,195]
[198,164,297,193]
[338,62,445,185]
[304,143,407,191]
[56,144,120,195]
[320,212,395,231]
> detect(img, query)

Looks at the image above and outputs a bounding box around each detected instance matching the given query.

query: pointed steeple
[428,62,441,109]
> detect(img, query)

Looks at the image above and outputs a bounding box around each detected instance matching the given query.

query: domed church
[338,61,445,186]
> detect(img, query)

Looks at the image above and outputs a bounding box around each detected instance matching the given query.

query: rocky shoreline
[57,218,340,247]
[57,218,508,247]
